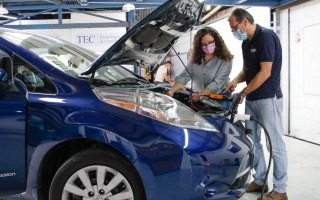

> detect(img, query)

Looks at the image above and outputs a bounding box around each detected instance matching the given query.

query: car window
[0,56,12,77]
[0,56,13,92]
[0,31,97,78]
[13,55,57,94]
[0,30,138,83]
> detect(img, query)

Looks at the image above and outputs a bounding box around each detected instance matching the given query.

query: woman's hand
[190,93,200,101]
[167,82,184,97]
[191,93,206,102]
[167,89,175,97]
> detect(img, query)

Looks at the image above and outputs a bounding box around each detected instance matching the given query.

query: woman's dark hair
[231,8,254,24]
[192,27,233,65]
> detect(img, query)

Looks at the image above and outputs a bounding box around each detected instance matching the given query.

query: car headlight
[94,88,218,132]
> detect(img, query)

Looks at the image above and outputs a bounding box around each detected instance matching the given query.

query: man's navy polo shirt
[242,24,283,101]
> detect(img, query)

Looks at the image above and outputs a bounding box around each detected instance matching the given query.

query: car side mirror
[0,68,11,91]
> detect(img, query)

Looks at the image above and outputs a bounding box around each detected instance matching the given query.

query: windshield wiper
[113,77,148,85]
[80,77,114,86]
[92,79,114,86]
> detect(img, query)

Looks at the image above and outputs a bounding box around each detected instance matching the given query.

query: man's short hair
[231,8,254,24]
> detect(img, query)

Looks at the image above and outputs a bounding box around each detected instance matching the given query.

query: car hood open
[82,0,203,75]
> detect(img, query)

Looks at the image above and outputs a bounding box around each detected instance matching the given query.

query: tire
[49,148,146,200]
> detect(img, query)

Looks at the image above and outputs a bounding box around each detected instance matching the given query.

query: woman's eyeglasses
[202,42,215,49]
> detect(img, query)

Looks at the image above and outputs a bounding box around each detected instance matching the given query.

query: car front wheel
[49,148,146,200]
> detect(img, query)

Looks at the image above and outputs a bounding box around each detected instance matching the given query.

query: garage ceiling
[0,0,311,28]
[1,0,310,12]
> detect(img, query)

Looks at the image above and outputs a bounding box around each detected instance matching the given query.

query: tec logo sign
[75,34,120,47]
[77,35,96,44]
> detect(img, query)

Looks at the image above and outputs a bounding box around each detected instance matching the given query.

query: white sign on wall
[71,28,126,53]
[70,12,127,53]
[7,11,127,54]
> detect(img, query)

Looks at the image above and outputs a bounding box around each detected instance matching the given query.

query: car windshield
[0,30,137,82]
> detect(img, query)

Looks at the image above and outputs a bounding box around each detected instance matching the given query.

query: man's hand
[239,94,245,104]
[223,80,238,93]
[230,90,246,104]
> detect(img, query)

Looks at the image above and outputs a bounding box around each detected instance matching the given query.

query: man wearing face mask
[224,8,288,200]
[168,27,233,109]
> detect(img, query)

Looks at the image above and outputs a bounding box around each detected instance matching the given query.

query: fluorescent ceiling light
[0,14,17,19]
[0,4,8,15]
[0,2,17,19]
[122,3,135,12]
[235,0,247,4]
[205,5,211,11]
[78,0,88,6]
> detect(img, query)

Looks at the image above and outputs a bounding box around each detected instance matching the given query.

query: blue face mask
[233,29,247,41]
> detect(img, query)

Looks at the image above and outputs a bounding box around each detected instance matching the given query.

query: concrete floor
[240,136,320,200]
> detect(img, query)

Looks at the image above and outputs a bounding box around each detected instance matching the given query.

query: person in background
[225,8,288,200]
[167,26,233,108]
[153,61,173,84]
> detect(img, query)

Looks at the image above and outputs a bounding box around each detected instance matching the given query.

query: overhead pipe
[200,5,221,23]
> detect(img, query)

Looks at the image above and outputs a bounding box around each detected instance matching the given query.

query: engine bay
[149,85,228,117]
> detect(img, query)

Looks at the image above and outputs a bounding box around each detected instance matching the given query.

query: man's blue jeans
[245,97,288,193]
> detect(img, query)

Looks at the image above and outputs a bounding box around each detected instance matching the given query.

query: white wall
[5,11,127,54]
[282,0,320,143]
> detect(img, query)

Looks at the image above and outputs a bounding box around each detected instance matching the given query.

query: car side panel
[0,89,27,196]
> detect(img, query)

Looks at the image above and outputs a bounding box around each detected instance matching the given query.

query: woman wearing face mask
[168,27,234,107]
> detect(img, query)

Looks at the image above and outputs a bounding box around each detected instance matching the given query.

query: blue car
[0,0,253,199]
